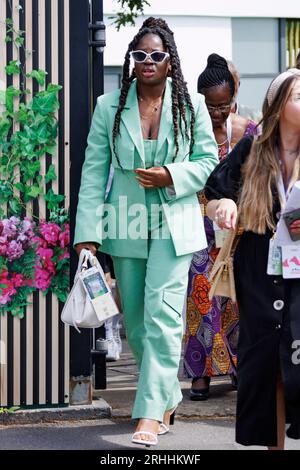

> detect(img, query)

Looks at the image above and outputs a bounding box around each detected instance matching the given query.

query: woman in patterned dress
[184,54,258,400]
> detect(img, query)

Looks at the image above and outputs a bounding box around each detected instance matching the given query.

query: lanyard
[277,172,290,207]
[277,160,295,210]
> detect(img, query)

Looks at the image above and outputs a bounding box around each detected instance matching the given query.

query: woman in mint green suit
[74,17,218,447]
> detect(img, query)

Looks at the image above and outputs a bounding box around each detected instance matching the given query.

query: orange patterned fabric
[191,274,211,315]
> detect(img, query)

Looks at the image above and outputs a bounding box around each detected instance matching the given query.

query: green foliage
[0,407,20,414]
[0,16,70,317]
[109,0,151,30]
[0,20,64,219]
[46,254,70,302]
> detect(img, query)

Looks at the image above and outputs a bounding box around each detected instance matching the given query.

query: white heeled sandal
[158,407,177,435]
[158,422,169,435]
[131,431,158,447]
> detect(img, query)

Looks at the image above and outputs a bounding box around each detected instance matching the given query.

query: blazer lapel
[110,79,173,164]
[155,79,173,159]
[113,80,145,163]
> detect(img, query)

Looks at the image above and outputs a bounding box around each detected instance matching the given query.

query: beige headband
[267,68,300,106]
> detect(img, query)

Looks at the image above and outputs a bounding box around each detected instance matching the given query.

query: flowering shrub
[0,217,36,317]
[0,216,70,317]
[34,220,70,302]
[0,16,70,318]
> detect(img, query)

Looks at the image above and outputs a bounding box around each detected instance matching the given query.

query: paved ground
[0,418,299,450]
[0,341,298,450]
[95,341,237,419]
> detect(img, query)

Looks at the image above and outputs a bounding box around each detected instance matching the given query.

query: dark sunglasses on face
[130,50,170,63]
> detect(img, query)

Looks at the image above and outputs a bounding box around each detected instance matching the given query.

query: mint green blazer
[74,79,218,258]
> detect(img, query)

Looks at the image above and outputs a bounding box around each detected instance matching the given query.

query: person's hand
[135,166,173,188]
[290,219,300,234]
[214,198,237,230]
[75,242,98,257]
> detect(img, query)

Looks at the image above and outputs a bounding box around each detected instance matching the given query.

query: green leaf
[26,69,47,87]
[45,164,57,183]
[44,188,65,210]
[5,86,22,113]
[5,60,21,75]
[35,123,49,144]
[44,145,57,156]
[14,182,24,192]
[0,116,11,138]
[5,35,12,43]
[31,92,58,115]
[15,36,24,47]
[47,83,62,93]
[25,184,43,202]
[8,198,22,215]
[22,159,40,178]
[14,106,28,124]
[7,407,20,413]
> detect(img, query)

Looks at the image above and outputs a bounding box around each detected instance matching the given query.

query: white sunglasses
[130,50,170,63]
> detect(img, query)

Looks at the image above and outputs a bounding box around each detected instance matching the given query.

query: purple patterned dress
[184,120,258,379]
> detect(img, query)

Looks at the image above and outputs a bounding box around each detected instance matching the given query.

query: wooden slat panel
[0,317,8,406]
[25,0,34,406]
[51,0,59,404]
[38,0,46,405]
[12,0,21,406]
[0,0,8,408]
[1,0,71,407]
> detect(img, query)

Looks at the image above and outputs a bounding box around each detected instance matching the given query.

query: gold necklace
[138,95,162,113]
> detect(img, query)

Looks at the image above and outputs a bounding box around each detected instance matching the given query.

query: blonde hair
[238,75,300,234]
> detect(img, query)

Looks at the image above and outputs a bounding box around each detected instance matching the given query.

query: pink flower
[59,224,70,248]
[32,236,47,248]
[11,273,25,288]
[2,217,19,238]
[6,240,24,261]
[39,222,61,246]
[0,221,3,235]
[0,236,8,256]
[0,270,9,281]
[34,266,52,291]
[0,281,17,304]
[37,247,54,260]
[36,247,56,275]
[0,292,12,305]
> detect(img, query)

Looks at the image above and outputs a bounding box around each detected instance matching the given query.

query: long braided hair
[197,53,235,97]
[112,17,195,168]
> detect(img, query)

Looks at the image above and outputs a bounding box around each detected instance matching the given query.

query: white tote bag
[61,249,119,332]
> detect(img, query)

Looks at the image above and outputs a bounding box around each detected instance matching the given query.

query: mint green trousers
[112,237,192,422]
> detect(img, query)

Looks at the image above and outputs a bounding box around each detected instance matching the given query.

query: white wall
[104,15,232,93]
[104,0,300,18]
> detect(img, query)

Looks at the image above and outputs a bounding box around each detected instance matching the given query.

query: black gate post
[69,0,93,405]
[90,0,105,103]
[69,0,105,405]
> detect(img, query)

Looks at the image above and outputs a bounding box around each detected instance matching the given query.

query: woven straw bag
[208,226,243,303]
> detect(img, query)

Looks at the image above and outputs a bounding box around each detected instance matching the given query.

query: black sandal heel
[169,410,176,426]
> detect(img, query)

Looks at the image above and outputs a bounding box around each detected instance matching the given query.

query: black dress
[204,136,300,447]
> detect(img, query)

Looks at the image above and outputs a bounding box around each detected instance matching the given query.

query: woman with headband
[204,68,300,449]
